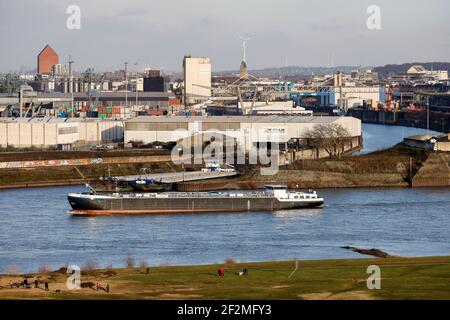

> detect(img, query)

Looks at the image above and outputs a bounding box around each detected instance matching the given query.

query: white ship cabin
[264,185,320,200]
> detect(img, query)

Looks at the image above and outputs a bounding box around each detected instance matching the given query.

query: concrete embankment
[0,155,171,169]
[0,161,178,190]
[0,179,87,190]
[412,153,450,187]
[0,149,178,190]
[0,145,443,191]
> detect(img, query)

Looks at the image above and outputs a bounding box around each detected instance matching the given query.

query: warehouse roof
[0,117,124,124]
[126,115,348,124]
[37,92,175,99]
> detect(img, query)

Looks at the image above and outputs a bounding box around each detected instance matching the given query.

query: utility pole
[86,68,93,111]
[68,55,75,117]
[427,95,430,133]
[135,62,139,108]
[19,86,23,118]
[124,62,128,108]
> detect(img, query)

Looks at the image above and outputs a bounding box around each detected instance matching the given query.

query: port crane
[83,68,106,112]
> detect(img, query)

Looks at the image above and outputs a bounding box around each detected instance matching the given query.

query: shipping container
[148,110,164,116]
[169,98,182,106]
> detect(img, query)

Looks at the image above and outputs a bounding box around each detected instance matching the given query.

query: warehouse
[0,118,124,149]
[124,115,362,152]
[316,86,382,109]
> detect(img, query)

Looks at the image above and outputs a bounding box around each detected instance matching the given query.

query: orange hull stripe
[70,209,244,215]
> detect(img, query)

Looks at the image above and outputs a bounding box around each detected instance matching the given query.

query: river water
[0,124,448,273]
[360,123,440,154]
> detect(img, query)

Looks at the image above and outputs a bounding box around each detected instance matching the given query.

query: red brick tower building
[37,44,59,74]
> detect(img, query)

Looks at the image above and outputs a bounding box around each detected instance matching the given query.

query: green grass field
[1,256,449,300]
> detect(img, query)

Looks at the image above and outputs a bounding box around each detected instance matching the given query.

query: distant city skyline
[0,0,449,73]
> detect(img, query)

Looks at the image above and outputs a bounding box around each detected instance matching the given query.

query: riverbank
[0,144,432,190]
[178,145,430,191]
[0,161,179,190]
[0,256,449,300]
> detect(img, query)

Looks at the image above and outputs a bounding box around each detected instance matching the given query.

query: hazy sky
[0,0,449,72]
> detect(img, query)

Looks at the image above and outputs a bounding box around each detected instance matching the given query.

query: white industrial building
[0,118,124,149]
[309,72,382,109]
[124,115,361,152]
[183,56,211,104]
[317,85,381,109]
[407,65,448,81]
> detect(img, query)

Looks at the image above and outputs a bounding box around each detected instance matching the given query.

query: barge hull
[68,195,323,216]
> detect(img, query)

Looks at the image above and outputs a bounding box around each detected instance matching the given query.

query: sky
[0,0,449,73]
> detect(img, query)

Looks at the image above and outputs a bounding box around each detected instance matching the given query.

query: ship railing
[115,191,319,199]
[118,192,275,199]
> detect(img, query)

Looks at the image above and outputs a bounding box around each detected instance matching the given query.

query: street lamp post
[124,62,128,108]
[68,55,75,118]
[427,96,430,134]
[135,62,139,108]
[19,86,23,118]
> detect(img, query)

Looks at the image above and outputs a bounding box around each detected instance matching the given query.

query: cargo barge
[68,185,324,216]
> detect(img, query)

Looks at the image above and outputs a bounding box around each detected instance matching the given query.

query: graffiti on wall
[0,158,103,169]
[0,155,170,169]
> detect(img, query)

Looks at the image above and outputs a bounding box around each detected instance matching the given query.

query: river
[0,124,448,273]
[360,123,440,154]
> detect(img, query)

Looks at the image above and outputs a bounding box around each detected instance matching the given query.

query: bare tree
[83,260,97,271]
[38,264,53,273]
[139,260,148,268]
[305,123,350,159]
[125,255,135,268]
